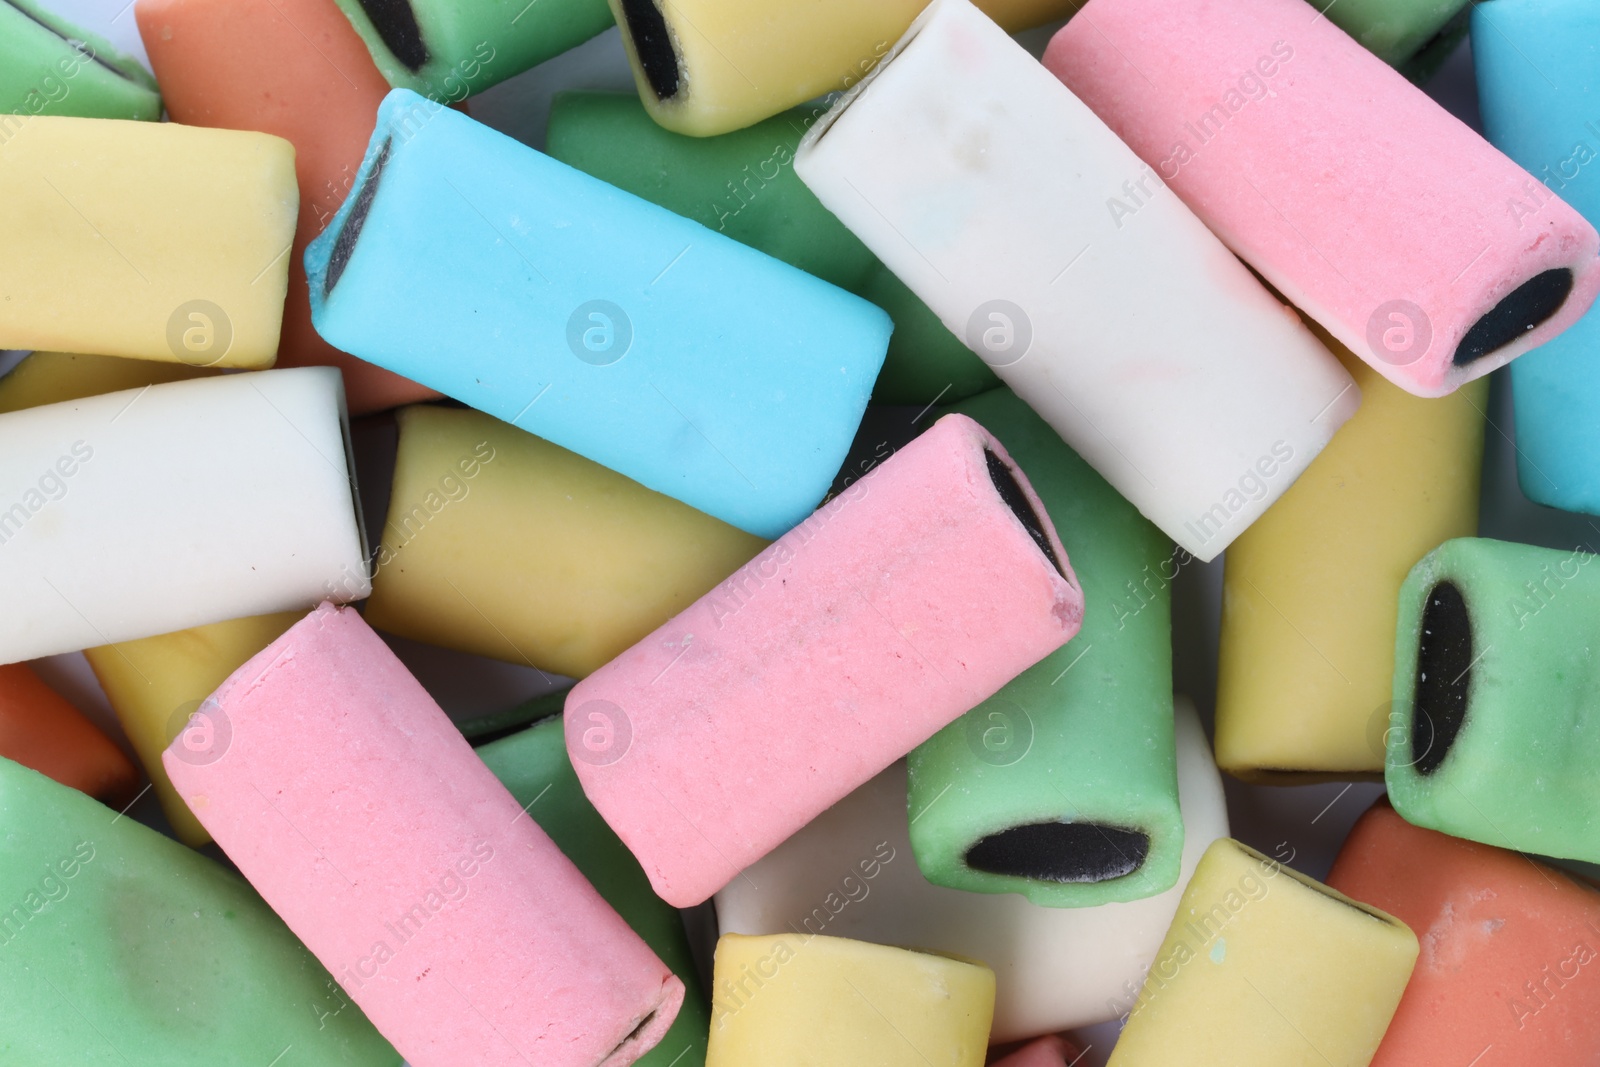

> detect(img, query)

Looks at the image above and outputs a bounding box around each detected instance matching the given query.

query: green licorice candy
[1388,537,1600,865]
[332,0,611,101]
[1305,0,1472,78]
[0,756,400,1065]
[1,0,160,121]
[544,90,998,405]
[477,714,710,1067]
[906,387,1181,908]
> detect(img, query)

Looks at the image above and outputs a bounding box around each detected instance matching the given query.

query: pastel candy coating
[332,0,612,99]
[1109,838,1418,1067]
[164,603,684,1067]
[305,89,891,539]
[0,0,160,120]
[0,117,297,368]
[364,404,765,678]
[1387,537,1600,864]
[0,351,218,415]
[908,387,1181,907]
[1473,0,1600,516]
[705,933,994,1067]
[83,612,302,847]
[0,368,369,665]
[544,90,997,405]
[136,0,440,415]
[567,413,1083,907]
[715,700,1230,1041]
[477,713,711,1067]
[797,0,1358,561]
[1328,800,1600,1067]
[1216,327,1487,779]
[1046,0,1600,398]
[1315,0,1474,73]
[0,662,138,806]
[0,755,401,1065]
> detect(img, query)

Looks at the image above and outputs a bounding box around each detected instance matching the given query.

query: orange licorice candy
[136,0,439,415]
[0,663,138,806]
[1327,800,1600,1066]
[990,1035,1083,1066]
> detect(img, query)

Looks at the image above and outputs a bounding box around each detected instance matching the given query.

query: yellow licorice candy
[1110,839,1417,1067]
[365,405,766,678]
[707,933,994,1067]
[0,351,218,414]
[1215,332,1485,780]
[83,612,301,846]
[0,118,297,367]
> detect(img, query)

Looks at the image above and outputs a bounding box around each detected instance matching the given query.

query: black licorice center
[323,137,393,300]
[985,448,1065,579]
[1412,580,1472,776]
[355,0,429,72]
[1455,268,1573,365]
[965,822,1150,884]
[618,0,681,101]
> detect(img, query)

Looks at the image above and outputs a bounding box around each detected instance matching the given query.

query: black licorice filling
[323,137,393,300]
[3,0,138,82]
[965,822,1151,884]
[1455,268,1573,366]
[1412,580,1473,776]
[355,0,430,73]
[985,449,1066,579]
[618,0,681,101]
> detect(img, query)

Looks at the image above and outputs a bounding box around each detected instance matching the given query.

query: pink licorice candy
[565,413,1085,907]
[1044,0,1600,397]
[163,603,683,1067]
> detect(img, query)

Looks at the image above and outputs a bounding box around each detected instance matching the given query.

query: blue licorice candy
[1474,0,1600,515]
[305,90,890,538]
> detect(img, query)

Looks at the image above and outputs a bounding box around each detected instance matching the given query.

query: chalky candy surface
[1109,838,1418,1067]
[164,603,684,1067]
[478,714,711,1067]
[83,612,301,848]
[797,0,1358,561]
[567,413,1083,907]
[364,405,765,678]
[333,0,612,99]
[1045,0,1600,397]
[0,662,138,807]
[0,368,369,665]
[716,701,1229,1041]
[0,116,297,368]
[137,0,440,415]
[1388,537,1600,864]
[1216,329,1487,779]
[306,89,890,539]
[1474,0,1600,516]
[909,388,1181,907]
[0,755,401,1065]
[705,933,994,1067]
[0,0,160,120]
[1328,800,1600,1067]
[0,350,217,415]
[544,90,997,405]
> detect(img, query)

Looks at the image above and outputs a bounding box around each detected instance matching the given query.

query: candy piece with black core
[1388,537,1600,865]
[908,389,1181,908]
[0,0,161,120]
[617,0,679,101]
[355,0,428,71]
[985,447,1065,579]
[1454,268,1574,365]
[324,136,392,300]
